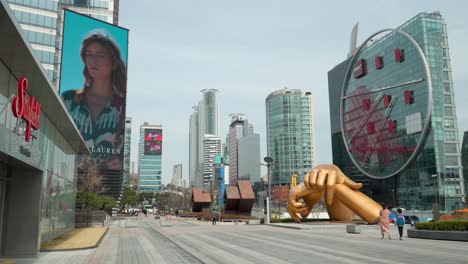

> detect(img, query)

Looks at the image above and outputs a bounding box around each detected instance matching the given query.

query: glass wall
[266,89,315,185]
[328,12,465,211]
[0,61,78,243]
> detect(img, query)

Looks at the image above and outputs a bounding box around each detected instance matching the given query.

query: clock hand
[384,95,397,118]
[342,79,423,99]
[360,96,398,166]
[347,92,383,145]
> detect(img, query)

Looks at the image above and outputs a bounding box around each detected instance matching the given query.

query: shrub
[416,220,468,231]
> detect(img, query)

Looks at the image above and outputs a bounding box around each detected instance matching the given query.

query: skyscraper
[461,131,468,206]
[189,106,199,187]
[171,164,185,188]
[189,89,219,188]
[328,12,465,211]
[138,123,163,192]
[123,117,132,184]
[7,0,119,85]
[202,134,221,186]
[238,134,260,184]
[265,88,315,185]
[227,114,260,185]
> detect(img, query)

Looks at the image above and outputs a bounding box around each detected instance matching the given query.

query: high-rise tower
[7,0,119,86]
[265,88,315,185]
[189,89,219,188]
[123,117,132,184]
[227,114,260,185]
[138,123,163,192]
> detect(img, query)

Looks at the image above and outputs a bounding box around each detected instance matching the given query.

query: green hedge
[415,220,468,231]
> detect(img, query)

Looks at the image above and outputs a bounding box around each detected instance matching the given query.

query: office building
[265,88,315,186]
[202,134,221,186]
[123,117,131,184]
[189,89,219,188]
[138,123,162,192]
[328,12,465,211]
[227,114,260,185]
[7,0,119,85]
[171,164,185,188]
[0,2,89,256]
[461,131,468,204]
[238,134,261,184]
[189,106,199,187]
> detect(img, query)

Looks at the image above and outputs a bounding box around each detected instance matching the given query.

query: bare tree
[76,155,106,209]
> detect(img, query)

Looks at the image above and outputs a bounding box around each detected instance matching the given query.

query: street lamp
[432,174,440,220]
[260,157,274,224]
[432,174,439,204]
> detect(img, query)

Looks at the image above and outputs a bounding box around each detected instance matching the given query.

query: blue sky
[119,0,468,184]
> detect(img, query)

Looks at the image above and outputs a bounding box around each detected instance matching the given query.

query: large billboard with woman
[59,9,128,180]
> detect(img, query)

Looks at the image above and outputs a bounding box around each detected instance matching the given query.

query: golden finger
[315,170,327,191]
[343,176,363,190]
[326,170,337,205]
[310,168,319,190]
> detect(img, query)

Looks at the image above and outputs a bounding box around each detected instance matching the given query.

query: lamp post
[260,157,274,224]
[432,174,439,204]
[432,173,440,220]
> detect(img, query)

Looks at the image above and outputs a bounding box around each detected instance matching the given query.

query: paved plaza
[7,216,468,264]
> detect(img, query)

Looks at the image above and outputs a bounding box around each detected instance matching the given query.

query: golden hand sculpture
[287,164,382,224]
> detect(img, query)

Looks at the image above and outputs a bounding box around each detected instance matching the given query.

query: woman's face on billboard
[84,42,113,81]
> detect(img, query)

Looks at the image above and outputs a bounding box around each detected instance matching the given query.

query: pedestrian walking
[379,204,392,240]
[211,210,217,226]
[395,208,405,240]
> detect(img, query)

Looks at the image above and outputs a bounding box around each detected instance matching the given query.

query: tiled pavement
[12,216,468,264]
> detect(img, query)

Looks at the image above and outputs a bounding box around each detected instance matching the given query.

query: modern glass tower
[138,123,163,192]
[461,131,468,203]
[189,89,219,188]
[328,12,465,211]
[227,114,259,185]
[189,106,199,188]
[265,88,315,185]
[202,134,221,186]
[7,0,119,86]
[123,117,132,184]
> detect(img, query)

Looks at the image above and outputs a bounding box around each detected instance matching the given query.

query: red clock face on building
[340,29,432,179]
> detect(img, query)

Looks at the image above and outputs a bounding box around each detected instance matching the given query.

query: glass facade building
[265,88,315,185]
[328,12,465,211]
[7,0,119,86]
[461,131,468,202]
[227,114,260,186]
[0,2,88,256]
[138,123,162,192]
[123,117,131,184]
[189,89,219,188]
[202,134,221,187]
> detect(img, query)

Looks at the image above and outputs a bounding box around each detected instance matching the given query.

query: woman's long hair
[80,33,127,99]
[80,33,127,150]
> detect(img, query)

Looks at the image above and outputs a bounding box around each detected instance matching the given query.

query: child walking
[395,208,405,240]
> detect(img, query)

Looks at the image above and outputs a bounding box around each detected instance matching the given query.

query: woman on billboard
[62,32,126,171]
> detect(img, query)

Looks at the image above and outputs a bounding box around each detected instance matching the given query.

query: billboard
[59,9,129,173]
[144,129,162,155]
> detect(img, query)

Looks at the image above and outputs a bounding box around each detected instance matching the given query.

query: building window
[444,131,456,141]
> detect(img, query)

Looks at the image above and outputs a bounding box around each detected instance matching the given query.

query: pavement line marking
[143,223,207,264]
[139,230,168,264]
[196,233,290,264]
[231,231,402,264]
[267,228,468,260]
[175,234,256,264]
